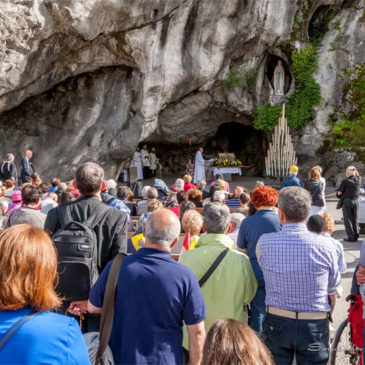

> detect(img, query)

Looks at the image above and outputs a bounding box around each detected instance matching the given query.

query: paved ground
[145,174,362,332]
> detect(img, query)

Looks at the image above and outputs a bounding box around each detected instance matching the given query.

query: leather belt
[267,306,328,320]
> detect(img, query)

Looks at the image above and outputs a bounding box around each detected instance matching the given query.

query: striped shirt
[257,223,339,312]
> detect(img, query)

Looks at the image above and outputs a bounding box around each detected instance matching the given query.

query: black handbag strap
[0,312,38,351]
[199,248,229,287]
[95,253,127,365]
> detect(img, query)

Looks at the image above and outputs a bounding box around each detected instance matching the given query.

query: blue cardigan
[0,308,90,364]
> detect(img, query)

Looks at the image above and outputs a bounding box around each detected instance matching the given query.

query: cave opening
[141,122,268,177]
[266,55,292,94]
[308,5,334,43]
[206,122,268,175]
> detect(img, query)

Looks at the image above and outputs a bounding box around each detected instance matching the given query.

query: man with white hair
[228,212,245,247]
[88,209,206,365]
[337,165,361,242]
[20,149,34,183]
[213,190,226,204]
[226,186,245,208]
[136,187,158,216]
[1,153,17,182]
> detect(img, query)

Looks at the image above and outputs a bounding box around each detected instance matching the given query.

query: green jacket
[179,234,258,348]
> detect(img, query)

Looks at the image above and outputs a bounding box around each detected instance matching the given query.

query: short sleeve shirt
[89,248,206,365]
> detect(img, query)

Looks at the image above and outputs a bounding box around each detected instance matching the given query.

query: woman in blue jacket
[0,224,90,365]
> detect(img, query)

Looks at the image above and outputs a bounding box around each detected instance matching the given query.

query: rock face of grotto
[0,0,364,182]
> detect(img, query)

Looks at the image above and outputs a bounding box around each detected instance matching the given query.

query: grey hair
[141,186,151,198]
[203,202,231,234]
[175,178,184,190]
[278,187,311,222]
[147,187,158,199]
[107,179,117,190]
[313,165,322,174]
[230,212,245,228]
[6,153,14,161]
[196,179,207,189]
[144,210,181,248]
[76,162,104,195]
[346,165,358,176]
[213,190,226,203]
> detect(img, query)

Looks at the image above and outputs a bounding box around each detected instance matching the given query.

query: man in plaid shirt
[257,187,339,365]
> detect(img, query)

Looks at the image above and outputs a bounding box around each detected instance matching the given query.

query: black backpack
[53,205,104,302]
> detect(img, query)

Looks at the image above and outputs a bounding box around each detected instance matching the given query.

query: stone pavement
[144,174,362,333]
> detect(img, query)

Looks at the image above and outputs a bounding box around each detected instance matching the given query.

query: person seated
[136,200,163,231]
[202,318,274,365]
[136,187,158,216]
[226,186,245,208]
[188,189,203,208]
[213,190,226,204]
[5,185,46,230]
[154,178,169,199]
[170,191,188,217]
[40,193,58,214]
[107,179,117,197]
[0,225,89,364]
[228,212,245,247]
[196,179,209,200]
[39,182,50,200]
[183,174,196,192]
[210,174,229,192]
[4,179,15,200]
[31,172,42,186]
[181,209,203,252]
[49,177,60,193]
[117,186,137,216]
[59,189,77,205]
[179,201,196,232]
[236,192,250,217]
[101,183,130,217]
[281,165,302,187]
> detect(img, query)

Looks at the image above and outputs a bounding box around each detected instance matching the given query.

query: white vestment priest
[193,150,205,184]
[130,151,143,180]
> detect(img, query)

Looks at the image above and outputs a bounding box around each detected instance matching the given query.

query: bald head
[25,150,32,159]
[144,209,181,248]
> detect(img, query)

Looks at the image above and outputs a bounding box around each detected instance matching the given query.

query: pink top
[210,180,230,192]
[170,205,181,217]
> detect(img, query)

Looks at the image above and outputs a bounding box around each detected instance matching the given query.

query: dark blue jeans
[263,312,329,365]
[250,286,266,336]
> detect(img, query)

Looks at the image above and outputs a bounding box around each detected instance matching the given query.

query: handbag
[0,312,39,351]
[84,253,127,365]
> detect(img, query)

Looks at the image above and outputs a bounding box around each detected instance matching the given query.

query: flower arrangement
[210,157,242,167]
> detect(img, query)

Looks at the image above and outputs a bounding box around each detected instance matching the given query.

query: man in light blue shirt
[257,187,339,365]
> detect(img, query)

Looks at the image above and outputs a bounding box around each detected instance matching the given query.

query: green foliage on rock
[330,64,365,148]
[220,67,258,92]
[253,45,321,130]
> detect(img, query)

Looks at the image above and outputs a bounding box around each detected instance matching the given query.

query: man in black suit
[1,153,17,182]
[20,150,34,183]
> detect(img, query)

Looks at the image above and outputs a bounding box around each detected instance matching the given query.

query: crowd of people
[0,150,363,365]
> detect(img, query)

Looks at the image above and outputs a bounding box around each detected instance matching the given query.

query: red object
[183,233,190,251]
[348,294,364,348]
[184,183,196,192]
[170,205,180,217]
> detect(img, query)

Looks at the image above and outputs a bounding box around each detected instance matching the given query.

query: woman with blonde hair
[0,225,89,364]
[180,209,203,252]
[202,318,274,365]
[183,174,196,192]
[304,167,326,219]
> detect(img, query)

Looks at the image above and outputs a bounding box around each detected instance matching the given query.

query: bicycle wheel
[330,318,363,365]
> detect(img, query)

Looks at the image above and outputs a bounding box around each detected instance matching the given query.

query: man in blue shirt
[88,209,206,365]
[257,187,339,365]
[226,186,245,208]
[281,165,302,187]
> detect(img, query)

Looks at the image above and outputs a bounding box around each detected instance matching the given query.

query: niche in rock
[206,122,268,175]
[308,5,334,43]
[266,55,292,95]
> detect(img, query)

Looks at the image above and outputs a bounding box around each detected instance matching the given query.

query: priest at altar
[193,147,205,184]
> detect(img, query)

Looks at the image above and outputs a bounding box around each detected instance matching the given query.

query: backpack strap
[95,253,127,365]
[199,248,229,287]
[0,312,38,351]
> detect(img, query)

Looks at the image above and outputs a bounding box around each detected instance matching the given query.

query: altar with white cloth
[210,167,242,177]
